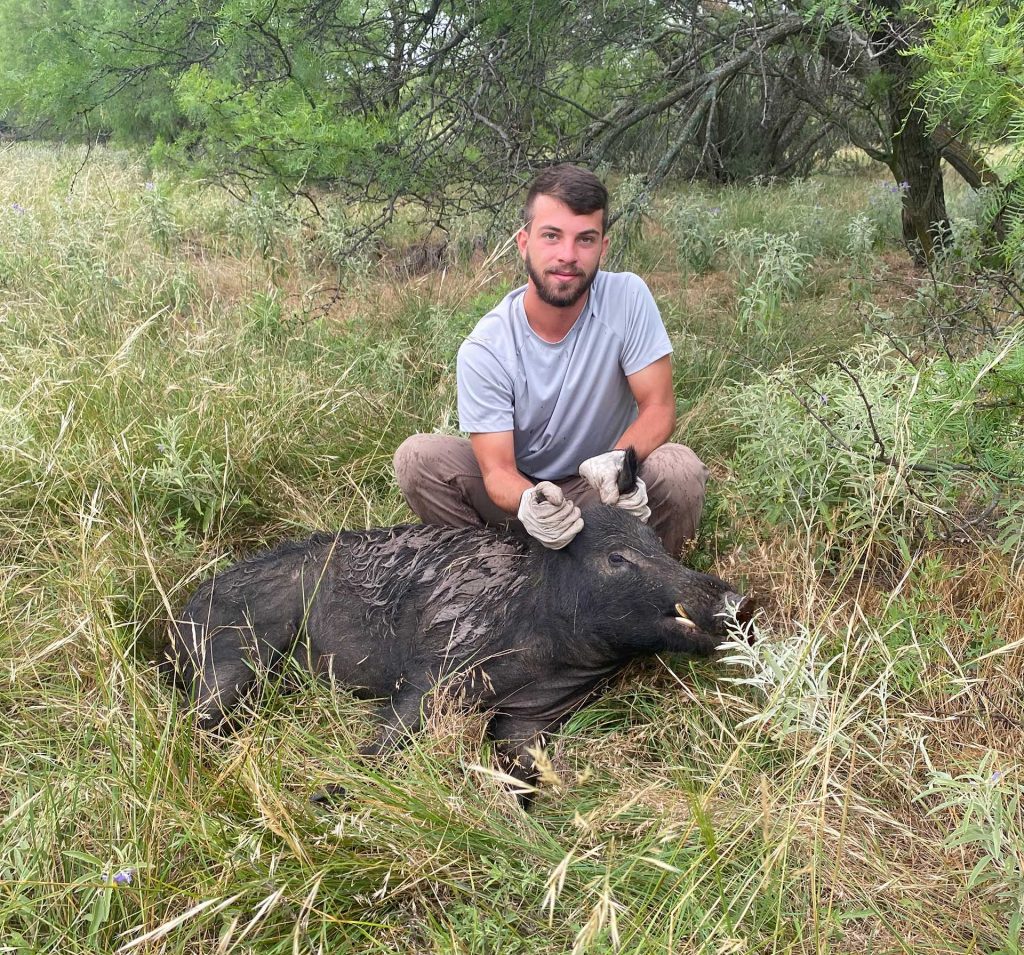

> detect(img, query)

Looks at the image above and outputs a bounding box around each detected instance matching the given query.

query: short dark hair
[523,164,609,233]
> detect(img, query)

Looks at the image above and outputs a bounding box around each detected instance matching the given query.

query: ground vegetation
[1,144,1022,953]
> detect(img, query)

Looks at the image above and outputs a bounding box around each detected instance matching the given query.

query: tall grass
[2,143,1023,953]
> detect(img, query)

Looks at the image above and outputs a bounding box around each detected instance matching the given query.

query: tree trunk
[888,103,953,263]
[878,35,953,263]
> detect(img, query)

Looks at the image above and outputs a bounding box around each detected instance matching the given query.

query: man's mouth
[549,270,582,281]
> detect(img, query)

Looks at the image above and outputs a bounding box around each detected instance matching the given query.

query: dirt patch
[868,250,926,311]
[649,268,737,316]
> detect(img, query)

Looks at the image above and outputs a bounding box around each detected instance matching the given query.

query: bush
[724,335,1024,561]
[661,196,721,274]
[725,230,810,334]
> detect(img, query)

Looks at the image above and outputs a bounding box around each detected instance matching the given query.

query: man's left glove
[518,482,584,549]
[578,449,651,523]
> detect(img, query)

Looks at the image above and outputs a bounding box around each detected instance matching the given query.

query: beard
[525,251,599,308]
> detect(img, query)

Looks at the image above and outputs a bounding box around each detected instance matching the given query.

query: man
[394,164,709,556]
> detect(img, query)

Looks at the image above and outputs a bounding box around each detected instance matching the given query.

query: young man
[394,164,709,556]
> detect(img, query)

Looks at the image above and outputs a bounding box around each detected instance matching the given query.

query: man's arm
[471,431,583,548]
[615,355,676,460]
[469,431,534,514]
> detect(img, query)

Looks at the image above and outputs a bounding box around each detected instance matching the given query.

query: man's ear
[600,233,610,261]
[516,226,529,257]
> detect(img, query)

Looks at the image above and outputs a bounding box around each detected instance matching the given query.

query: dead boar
[169,498,752,803]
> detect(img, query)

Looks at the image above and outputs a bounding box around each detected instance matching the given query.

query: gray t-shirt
[457,270,672,480]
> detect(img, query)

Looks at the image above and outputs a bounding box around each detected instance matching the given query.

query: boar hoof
[310,782,350,809]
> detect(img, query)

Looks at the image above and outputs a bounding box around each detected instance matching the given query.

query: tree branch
[586,14,809,164]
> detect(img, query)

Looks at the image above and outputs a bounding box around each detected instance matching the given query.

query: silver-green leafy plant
[608,173,652,266]
[145,415,234,533]
[727,230,810,334]
[918,754,1024,951]
[846,212,876,259]
[725,333,1024,556]
[661,197,720,274]
[228,189,293,259]
[141,181,178,250]
[718,622,842,745]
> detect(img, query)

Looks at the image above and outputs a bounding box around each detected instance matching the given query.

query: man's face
[517,194,609,308]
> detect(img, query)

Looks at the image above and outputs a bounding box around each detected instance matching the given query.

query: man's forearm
[615,403,676,461]
[481,466,535,515]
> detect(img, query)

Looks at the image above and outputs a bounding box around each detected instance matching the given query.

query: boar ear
[617,446,639,494]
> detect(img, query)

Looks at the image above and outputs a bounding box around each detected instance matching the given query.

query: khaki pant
[394,434,710,557]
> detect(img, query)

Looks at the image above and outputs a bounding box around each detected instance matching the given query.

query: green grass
[2,142,1024,953]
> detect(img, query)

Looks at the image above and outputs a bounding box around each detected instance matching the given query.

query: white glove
[578,450,628,504]
[517,482,584,549]
[616,477,651,523]
[579,450,651,523]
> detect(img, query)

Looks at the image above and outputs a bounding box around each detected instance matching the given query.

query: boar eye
[608,552,629,566]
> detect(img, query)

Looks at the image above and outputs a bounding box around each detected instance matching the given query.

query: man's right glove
[578,449,628,504]
[579,449,651,523]
[614,478,651,524]
[517,482,584,549]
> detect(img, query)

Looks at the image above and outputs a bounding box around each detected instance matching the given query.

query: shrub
[661,196,721,274]
[725,230,810,334]
[724,335,1024,560]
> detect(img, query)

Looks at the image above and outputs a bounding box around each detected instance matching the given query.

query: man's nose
[556,237,577,262]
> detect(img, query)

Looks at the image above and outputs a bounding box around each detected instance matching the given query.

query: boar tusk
[674,603,697,628]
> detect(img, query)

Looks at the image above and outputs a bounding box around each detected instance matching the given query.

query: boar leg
[487,714,555,807]
[359,682,434,758]
[312,682,433,806]
[186,627,261,732]
[188,618,296,731]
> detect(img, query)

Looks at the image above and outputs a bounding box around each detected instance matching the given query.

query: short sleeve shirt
[457,270,672,480]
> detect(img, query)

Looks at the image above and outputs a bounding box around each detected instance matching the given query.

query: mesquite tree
[578,0,961,263]
[910,0,1024,269]
[0,0,1006,263]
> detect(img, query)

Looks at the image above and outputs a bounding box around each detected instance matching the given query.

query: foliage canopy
[0,0,1020,262]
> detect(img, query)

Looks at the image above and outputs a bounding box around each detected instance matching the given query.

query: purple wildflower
[11,202,26,215]
[144,181,156,192]
[101,867,135,885]
[991,770,1003,783]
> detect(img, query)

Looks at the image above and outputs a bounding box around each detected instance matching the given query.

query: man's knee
[394,434,433,496]
[641,443,710,501]
[640,443,709,555]
[394,433,493,526]
[394,434,475,491]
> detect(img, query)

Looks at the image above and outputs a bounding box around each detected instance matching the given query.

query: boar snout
[673,590,755,640]
[714,593,757,643]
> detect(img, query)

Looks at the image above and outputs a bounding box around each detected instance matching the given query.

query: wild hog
[169,487,752,803]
